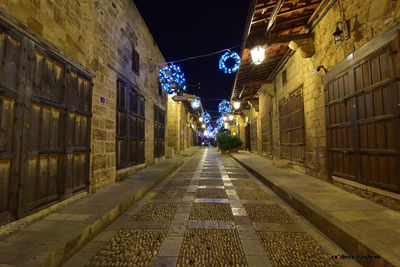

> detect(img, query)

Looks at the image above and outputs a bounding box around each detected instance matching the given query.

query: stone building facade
[235,0,400,204]
[0,0,167,224]
[167,94,199,153]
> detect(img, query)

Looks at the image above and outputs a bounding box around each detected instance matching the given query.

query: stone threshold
[230,152,399,267]
[0,157,187,267]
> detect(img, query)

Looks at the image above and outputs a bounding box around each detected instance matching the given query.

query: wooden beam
[305,0,328,29]
[266,0,284,33]
[251,2,320,25]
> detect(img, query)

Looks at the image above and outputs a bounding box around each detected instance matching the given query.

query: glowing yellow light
[202,124,206,128]
[233,102,241,110]
[199,117,204,122]
[223,116,227,121]
[229,115,234,121]
[250,45,266,65]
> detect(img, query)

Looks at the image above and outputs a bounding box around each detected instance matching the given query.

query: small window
[132,48,140,75]
[158,80,162,96]
[282,70,287,85]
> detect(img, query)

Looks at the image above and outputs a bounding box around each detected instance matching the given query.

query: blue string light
[202,112,211,124]
[216,117,224,129]
[191,99,200,110]
[219,51,241,74]
[218,99,232,115]
[159,64,187,94]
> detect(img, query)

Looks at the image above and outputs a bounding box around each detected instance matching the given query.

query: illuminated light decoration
[250,45,266,65]
[223,116,227,121]
[233,101,241,110]
[191,99,200,110]
[224,122,229,129]
[159,64,187,94]
[218,99,232,115]
[202,124,206,128]
[219,51,241,74]
[199,117,204,122]
[207,125,213,134]
[216,117,224,130]
[229,115,234,121]
[202,112,211,124]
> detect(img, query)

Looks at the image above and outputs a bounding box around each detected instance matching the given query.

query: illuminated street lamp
[250,45,266,65]
[233,101,241,110]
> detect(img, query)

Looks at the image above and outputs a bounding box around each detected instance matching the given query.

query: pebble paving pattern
[177,229,247,266]
[231,179,260,188]
[244,204,292,223]
[86,229,166,266]
[236,188,271,201]
[228,173,250,179]
[130,203,179,221]
[189,203,234,221]
[257,231,340,267]
[198,179,224,186]
[195,188,228,199]
[164,179,191,188]
[152,189,184,200]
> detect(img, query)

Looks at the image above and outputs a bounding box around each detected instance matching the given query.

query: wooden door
[261,103,272,156]
[245,124,250,150]
[0,24,92,224]
[250,118,258,152]
[279,87,305,163]
[325,45,400,192]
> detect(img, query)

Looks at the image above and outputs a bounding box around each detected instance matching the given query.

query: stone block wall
[167,98,197,152]
[0,0,167,192]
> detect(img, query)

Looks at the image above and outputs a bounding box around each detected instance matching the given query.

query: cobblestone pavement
[64,148,361,267]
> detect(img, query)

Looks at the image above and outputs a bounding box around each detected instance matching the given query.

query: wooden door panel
[325,45,400,192]
[279,87,305,162]
[0,21,92,223]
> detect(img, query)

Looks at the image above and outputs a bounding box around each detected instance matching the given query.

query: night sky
[134,0,250,116]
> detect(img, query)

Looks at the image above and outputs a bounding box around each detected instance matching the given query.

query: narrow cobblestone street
[64,148,360,267]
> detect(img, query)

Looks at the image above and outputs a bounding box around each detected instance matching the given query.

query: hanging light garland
[219,51,241,74]
[218,99,232,115]
[159,64,187,94]
[216,117,224,129]
[202,112,211,124]
[191,99,200,110]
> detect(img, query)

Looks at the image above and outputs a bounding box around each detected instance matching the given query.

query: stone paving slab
[231,151,400,267]
[0,156,186,267]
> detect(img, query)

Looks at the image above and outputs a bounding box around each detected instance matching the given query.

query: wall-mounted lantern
[250,45,266,65]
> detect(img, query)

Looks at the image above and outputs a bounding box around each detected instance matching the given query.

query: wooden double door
[0,22,92,224]
[325,45,400,192]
